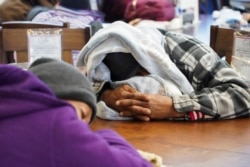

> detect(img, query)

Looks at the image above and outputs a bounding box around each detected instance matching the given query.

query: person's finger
[120,106,151,116]
[116,99,150,108]
[118,85,150,101]
[131,92,150,101]
[122,85,137,93]
[120,111,150,121]
[118,92,151,102]
[134,115,150,122]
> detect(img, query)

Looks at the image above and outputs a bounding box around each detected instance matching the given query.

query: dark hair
[103,52,141,81]
[60,0,90,10]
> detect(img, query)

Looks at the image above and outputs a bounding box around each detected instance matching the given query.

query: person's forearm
[146,95,187,120]
[173,85,250,120]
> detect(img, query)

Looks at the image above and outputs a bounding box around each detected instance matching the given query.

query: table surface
[91,117,250,167]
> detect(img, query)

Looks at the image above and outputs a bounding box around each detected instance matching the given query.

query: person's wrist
[96,82,111,101]
[168,97,186,118]
[100,90,114,109]
[99,90,109,101]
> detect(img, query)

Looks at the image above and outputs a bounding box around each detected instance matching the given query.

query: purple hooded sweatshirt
[0,65,152,167]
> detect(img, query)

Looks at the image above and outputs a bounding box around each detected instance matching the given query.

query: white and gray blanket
[77,21,194,120]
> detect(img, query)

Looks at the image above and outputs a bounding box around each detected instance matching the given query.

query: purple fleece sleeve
[51,110,152,167]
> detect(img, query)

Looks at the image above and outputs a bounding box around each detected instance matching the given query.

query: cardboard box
[231,56,250,86]
[233,30,250,59]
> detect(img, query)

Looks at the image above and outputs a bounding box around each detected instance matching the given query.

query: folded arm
[165,31,250,120]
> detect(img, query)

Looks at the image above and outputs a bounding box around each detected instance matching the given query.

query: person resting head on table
[28,57,96,123]
[76,21,250,122]
[0,0,58,21]
[99,52,185,121]
[0,58,153,167]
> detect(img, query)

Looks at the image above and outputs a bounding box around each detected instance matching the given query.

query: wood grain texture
[91,118,250,167]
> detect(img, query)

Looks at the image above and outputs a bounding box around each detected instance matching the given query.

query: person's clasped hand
[101,85,186,121]
[101,85,151,121]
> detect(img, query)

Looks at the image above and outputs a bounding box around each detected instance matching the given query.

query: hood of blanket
[76,21,193,93]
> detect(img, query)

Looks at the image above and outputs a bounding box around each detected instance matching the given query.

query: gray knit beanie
[28,58,97,122]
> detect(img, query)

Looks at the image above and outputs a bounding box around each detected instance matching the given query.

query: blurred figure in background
[31,0,104,28]
[31,0,104,65]
[99,0,175,23]
[0,0,58,21]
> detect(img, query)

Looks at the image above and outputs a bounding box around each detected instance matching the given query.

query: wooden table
[91,117,250,167]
